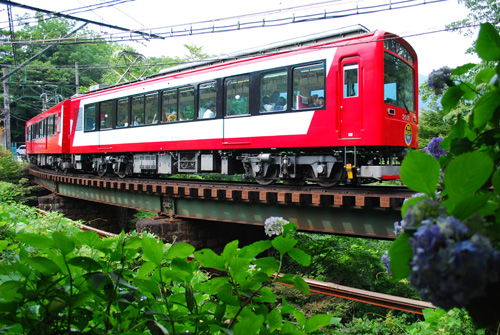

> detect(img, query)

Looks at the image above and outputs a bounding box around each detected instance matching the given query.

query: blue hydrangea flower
[426,137,448,160]
[428,67,452,95]
[381,250,391,275]
[403,199,446,229]
[264,216,288,237]
[408,217,500,310]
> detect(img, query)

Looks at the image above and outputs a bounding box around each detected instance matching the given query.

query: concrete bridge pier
[38,194,135,234]
[136,216,267,251]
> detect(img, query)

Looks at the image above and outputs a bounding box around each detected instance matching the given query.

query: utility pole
[3,68,11,151]
[75,62,79,95]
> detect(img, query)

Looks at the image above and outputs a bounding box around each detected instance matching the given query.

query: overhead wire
[0,0,449,46]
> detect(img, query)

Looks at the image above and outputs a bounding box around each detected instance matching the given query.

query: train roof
[158,24,370,76]
[78,24,371,97]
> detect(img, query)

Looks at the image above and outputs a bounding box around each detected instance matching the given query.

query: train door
[339,57,362,139]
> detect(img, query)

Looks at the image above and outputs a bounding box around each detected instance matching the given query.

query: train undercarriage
[29,147,405,187]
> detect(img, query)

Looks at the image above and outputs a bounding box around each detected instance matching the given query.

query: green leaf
[134,278,160,295]
[493,169,500,196]
[268,308,282,332]
[452,63,476,76]
[239,240,272,259]
[52,232,75,256]
[194,248,225,271]
[473,91,500,129]
[165,242,195,260]
[401,150,440,195]
[141,237,164,266]
[282,321,306,334]
[293,310,306,327]
[0,240,8,252]
[278,274,310,294]
[287,248,311,266]
[253,286,277,303]
[476,22,500,61]
[252,257,279,276]
[441,86,464,113]
[16,233,53,250]
[458,82,477,100]
[27,256,61,275]
[272,235,297,255]
[388,233,412,281]
[194,277,230,295]
[137,261,157,278]
[74,230,101,248]
[234,314,264,335]
[305,314,336,333]
[68,256,102,272]
[222,240,239,265]
[475,68,496,84]
[452,194,490,220]
[444,151,493,205]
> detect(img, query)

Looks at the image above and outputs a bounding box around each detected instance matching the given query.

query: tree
[0,13,115,143]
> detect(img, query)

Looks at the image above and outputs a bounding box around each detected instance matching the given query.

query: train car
[26,25,418,187]
[25,100,72,169]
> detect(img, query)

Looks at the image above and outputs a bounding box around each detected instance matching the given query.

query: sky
[3,0,481,76]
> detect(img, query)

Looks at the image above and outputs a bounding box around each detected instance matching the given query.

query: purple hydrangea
[428,67,452,95]
[408,216,500,309]
[426,137,448,160]
[381,250,391,275]
[264,216,288,237]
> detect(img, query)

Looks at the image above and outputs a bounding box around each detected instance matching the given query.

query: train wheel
[97,162,107,177]
[317,164,343,188]
[255,165,278,186]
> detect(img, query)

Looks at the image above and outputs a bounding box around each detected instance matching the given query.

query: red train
[25,26,418,187]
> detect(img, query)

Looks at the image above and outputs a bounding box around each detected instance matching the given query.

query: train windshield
[383,52,414,113]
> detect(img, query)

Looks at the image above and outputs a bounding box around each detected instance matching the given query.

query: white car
[16,145,26,155]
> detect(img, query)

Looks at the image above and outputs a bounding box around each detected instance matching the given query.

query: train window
[384,52,414,112]
[100,101,113,130]
[162,89,178,122]
[47,116,54,136]
[132,95,145,126]
[57,114,62,133]
[292,64,325,110]
[260,70,288,112]
[179,87,194,121]
[145,93,159,125]
[117,98,129,128]
[343,64,359,98]
[199,82,217,119]
[84,104,97,131]
[225,76,249,116]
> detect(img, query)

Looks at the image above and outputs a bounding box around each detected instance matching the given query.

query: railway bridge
[30,168,412,248]
[30,168,435,314]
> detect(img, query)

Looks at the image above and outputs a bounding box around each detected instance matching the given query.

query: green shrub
[0,149,26,183]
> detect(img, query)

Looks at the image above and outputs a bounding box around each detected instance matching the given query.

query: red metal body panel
[27,30,418,159]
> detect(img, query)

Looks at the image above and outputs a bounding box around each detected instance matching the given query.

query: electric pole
[3,68,11,151]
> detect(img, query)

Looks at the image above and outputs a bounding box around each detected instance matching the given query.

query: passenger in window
[117,117,128,128]
[134,116,144,126]
[262,96,273,112]
[203,102,216,118]
[273,97,287,111]
[318,97,325,108]
[309,95,319,107]
[167,113,177,122]
[179,111,186,121]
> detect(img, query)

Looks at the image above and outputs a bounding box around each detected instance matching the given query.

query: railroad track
[30,167,415,211]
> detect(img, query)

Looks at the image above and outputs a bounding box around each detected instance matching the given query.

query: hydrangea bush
[387,22,500,328]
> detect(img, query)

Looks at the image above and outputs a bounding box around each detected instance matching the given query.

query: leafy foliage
[0,201,340,334]
[388,22,500,329]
